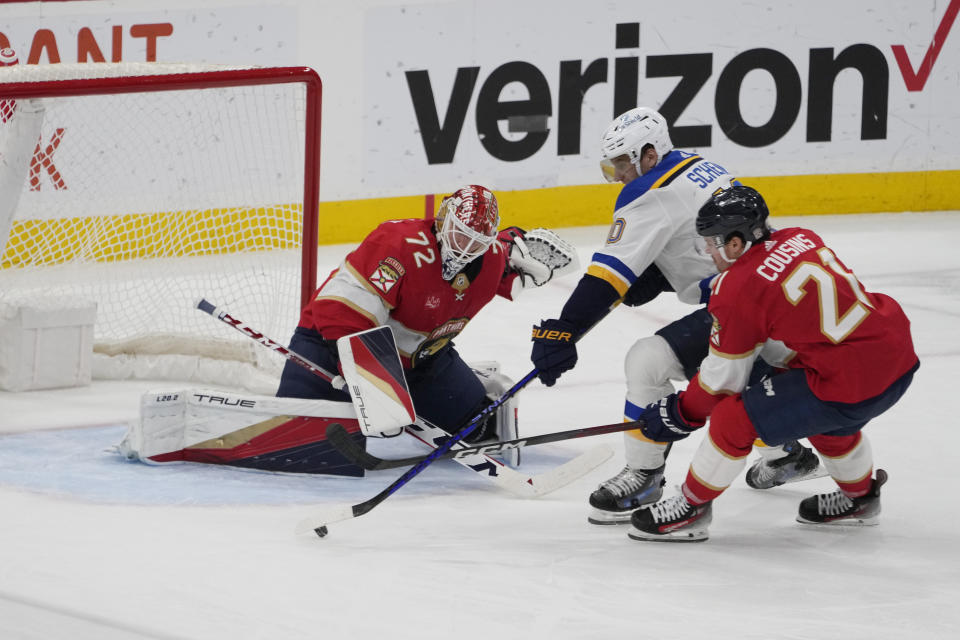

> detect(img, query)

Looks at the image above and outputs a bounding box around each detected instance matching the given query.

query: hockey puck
[315,526,328,538]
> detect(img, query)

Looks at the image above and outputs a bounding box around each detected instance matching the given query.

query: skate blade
[796,515,879,527]
[626,525,709,542]
[587,509,633,525]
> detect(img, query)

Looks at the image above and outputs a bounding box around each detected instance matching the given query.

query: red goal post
[0,61,322,392]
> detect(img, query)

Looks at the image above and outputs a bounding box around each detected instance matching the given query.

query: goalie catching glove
[499,227,579,292]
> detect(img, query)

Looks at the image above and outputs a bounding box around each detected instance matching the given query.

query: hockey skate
[588,465,666,525]
[627,493,712,542]
[745,441,825,490]
[797,469,887,526]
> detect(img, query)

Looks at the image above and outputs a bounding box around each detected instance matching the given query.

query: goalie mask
[435,185,500,280]
[599,107,672,182]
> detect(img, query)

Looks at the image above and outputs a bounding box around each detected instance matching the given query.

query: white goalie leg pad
[623,335,685,469]
[470,362,520,468]
[117,388,356,463]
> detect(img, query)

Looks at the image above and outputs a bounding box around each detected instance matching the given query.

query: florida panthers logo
[369,261,401,293]
[709,316,722,348]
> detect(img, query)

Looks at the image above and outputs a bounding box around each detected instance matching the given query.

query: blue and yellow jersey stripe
[586,252,635,296]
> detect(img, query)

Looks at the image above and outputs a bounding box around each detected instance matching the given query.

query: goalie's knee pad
[624,335,685,408]
[470,362,520,468]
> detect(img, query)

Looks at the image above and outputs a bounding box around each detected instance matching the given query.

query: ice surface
[2,212,959,639]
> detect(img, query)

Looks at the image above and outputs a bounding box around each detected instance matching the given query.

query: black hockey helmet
[696,185,771,244]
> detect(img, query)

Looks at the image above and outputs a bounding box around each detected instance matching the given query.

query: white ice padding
[0,297,97,391]
[119,388,357,462]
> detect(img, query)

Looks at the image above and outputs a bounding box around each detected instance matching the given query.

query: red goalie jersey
[298,218,517,368]
[685,227,918,416]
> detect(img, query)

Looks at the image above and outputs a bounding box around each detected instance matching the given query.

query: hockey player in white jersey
[530,107,822,524]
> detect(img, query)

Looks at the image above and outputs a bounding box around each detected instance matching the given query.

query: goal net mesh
[0,62,319,392]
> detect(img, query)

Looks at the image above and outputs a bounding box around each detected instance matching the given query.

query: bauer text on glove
[531,318,579,386]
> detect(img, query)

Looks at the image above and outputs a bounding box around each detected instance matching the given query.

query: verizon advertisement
[0,0,957,202]
[361,0,959,193]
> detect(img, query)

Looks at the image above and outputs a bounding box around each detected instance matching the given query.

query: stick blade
[294,503,356,536]
[526,443,615,497]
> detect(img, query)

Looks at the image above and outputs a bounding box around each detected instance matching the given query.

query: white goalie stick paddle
[326,419,641,471]
[293,369,613,537]
[294,441,614,536]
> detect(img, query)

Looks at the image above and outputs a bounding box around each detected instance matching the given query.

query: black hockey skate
[745,441,824,490]
[588,465,666,525]
[628,493,712,542]
[797,469,887,526]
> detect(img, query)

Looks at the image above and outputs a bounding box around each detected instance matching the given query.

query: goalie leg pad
[471,363,520,468]
[119,389,366,476]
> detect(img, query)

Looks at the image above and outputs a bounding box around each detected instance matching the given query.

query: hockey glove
[639,393,702,442]
[531,318,578,386]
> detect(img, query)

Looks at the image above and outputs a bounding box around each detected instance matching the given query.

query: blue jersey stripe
[590,252,636,284]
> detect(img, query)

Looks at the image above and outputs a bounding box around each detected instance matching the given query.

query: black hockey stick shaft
[195,298,345,389]
[328,419,642,471]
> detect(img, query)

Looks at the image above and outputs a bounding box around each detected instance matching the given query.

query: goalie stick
[293,368,613,536]
[195,298,611,534]
[327,419,641,471]
[296,304,624,536]
[195,298,345,388]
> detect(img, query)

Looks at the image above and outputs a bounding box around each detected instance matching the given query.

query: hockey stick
[196,298,610,532]
[326,419,642,471]
[195,298,345,388]
[293,369,612,537]
[297,314,619,537]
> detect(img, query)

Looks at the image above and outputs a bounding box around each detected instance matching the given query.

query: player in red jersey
[278,185,576,450]
[626,185,919,541]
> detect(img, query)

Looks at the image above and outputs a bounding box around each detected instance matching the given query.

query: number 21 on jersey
[782,247,874,344]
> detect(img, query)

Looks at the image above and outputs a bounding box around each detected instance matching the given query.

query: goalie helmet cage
[0,62,321,393]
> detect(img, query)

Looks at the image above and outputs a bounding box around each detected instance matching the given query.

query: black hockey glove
[639,393,701,442]
[531,318,579,386]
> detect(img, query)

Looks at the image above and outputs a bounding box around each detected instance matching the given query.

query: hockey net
[0,61,321,393]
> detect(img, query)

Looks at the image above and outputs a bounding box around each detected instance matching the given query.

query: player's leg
[588,309,711,525]
[745,365,916,526]
[276,327,350,401]
[628,394,756,542]
[796,432,886,525]
[627,362,912,541]
[405,347,490,437]
[794,362,917,525]
[742,357,823,488]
